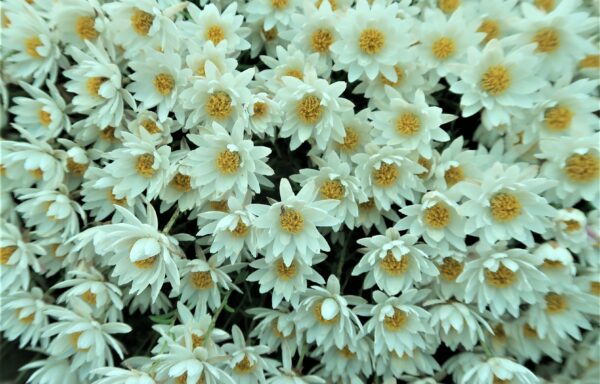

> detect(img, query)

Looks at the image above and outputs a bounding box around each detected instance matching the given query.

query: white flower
[0,287,49,348]
[53,0,106,48]
[244,0,302,31]
[222,325,278,384]
[245,91,282,138]
[374,346,440,380]
[159,148,202,212]
[91,367,156,384]
[22,357,80,384]
[0,220,43,293]
[427,299,490,351]
[315,335,373,384]
[247,306,301,363]
[319,109,373,163]
[461,356,539,384]
[431,136,490,191]
[80,167,141,221]
[258,45,323,92]
[184,40,237,80]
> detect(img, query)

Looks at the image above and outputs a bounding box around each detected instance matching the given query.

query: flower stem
[202,290,233,346]
[163,207,180,234]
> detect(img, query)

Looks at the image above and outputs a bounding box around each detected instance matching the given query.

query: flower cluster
[1,0,599,383]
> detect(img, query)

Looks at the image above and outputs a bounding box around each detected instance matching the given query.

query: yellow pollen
[153,73,174,96]
[253,102,268,118]
[0,246,16,265]
[315,0,337,10]
[381,66,405,87]
[478,19,500,43]
[438,257,464,281]
[296,95,324,125]
[395,112,421,136]
[338,346,356,359]
[481,65,511,96]
[215,150,241,175]
[544,106,573,132]
[25,36,43,58]
[358,28,385,55]
[493,376,510,384]
[490,193,522,222]
[338,127,359,153]
[580,54,600,68]
[16,308,35,324]
[534,0,555,12]
[131,8,154,36]
[320,179,345,200]
[206,92,233,120]
[234,355,255,373]
[543,259,564,269]
[205,25,225,45]
[271,319,292,338]
[99,126,117,141]
[170,172,191,192]
[313,300,339,324]
[590,281,600,296]
[380,251,410,276]
[81,290,97,305]
[133,256,157,269]
[30,168,43,180]
[485,264,517,288]
[279,208,305,234]
[310,28,334,53]
[0,164,5,176]
[424,203,451,229]
[275,258,298,280]
[284,68,303,80]
[563,219,581,233]
[262,26,278,41]
[545,292,568,314]
[107,189,127,206]
[67,158,88,177]
[438,0,460,13]
[196,62,206,77]
[383,308,408,332]
[359,198,376,211]
[523,324,538,339]
[209,200,229,212]
[532,28,560,53]
[230,220,250,238]
[444,165,464,187]
[86,77,107,97]
[271,0,288,9]
[1,13,10,28]
[191,333,205,348]
[431,37,455,60]
[493,324,507,341]
[564,153,599,183]
[69,332,90,352]
[135,153,155,178]
[372,162,399,187]
[75,16,98,41]
[190,271,214,289]
[38,108,52,126]
[417,157,432,179]
[141,119,161,134]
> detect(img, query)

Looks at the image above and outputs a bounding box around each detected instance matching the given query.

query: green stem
[202,290,233,346]
[162,207,180,234]
[296,344,308,371]
[336,230,353,278]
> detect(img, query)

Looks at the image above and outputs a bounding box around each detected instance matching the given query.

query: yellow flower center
[320,179,345,200]
[1,13,10,28]
[315,0,337,10]
[380,251,410,276]
[563,219,581,233]
[275,258,298,280]
[205,25,225,45]
[313,300,339,324]
[484,264,517,288]
[359,198,376,211]
[532,28,560,53]
[75,15,98,40]
[444,165,464,187]
[16,308,35,324]
[141,118,160,134]
[69,332,90,352]
[564,153,599,183]
[253,102,268,118]
[131,8,154,36]
[234,355,255,373]
[25,36,43,58]
[38,108,52,126]
[438,257,464,281]
[81,290,97,305]
[338,346,356,359]
[424,202,451,229]
[490,192,522,222]
[279,208,305,234]
[310,28,334,53]
[271,319,293,339]
[358,28,385,55]
[590,281,600,296]
[0,246,16,265]
[284,68,303,80]
[534,0,555,12]
[209,200,229,212]
[544,105,573,132]
[338,127,359,153]
[296,95,324,125]
[477,19,500,43]
[481,65,511,96]
[372,162,399,187]
[271,0,288,9]
[431,37,455,60]
[523,324,538,339]
[190,271,214,289]
[67,158,88,177]
[86,77,107,97]
[262,26,278,41]
[135,153,155,178]
[580,54,600,68]
[206,92,233,120]
[215,150,241,175]
[153,73,174,96]
[543,259,564,269]
[176,373,206,384]
[417,156,432,179]
[170,172,191,192]
[383,308,408,331]
[493,324,506,341]
[438,0,460,13]
[107,189,127,206]
[395,112,421,136]
[99,126,117,141]
[544,292,568,314]
[493,376,510,384]
[230,220,250,238]
[30,168,43,180]
[133,256,157,269]
[191,333,205,348]
[381,66,405,87]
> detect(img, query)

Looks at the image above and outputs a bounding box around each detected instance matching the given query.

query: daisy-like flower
[457,242,549,318]
[469,0,520,44]
[374,346,441,380]
[456,162,557,246]
[507,317,565,363]
[295,275,364,349]
[249,178,340,265]
[9,80,69,140]
[184,40,237,82]
[432,251,469,301]
[320,109,373,163]
[159,149,202,213]
[532,242,576,291]
[331,0,413,82]
[2,2,63,86]
[127,109,181,144]
[291,151,367,230]
[245,91,282,138]
[352,144,426,211]
[179,62,254,129]
[91,367,156,384]
[183,121,273,200]
[356,289,434,357]
[314,335,373,384]
[258,45,324,92]
[276,68,353,150]
[222,325,278,384]
[100,131,170,201]
[53,0,105,48]
[247,306,301,363]
[352,228,439,296]
[431,136,490,191]
[0,220,43,293]
[538,134,600,206]
[460,356,538,384]
[244,0,301,31]
[248,253,326,308]
[123,286,172,315]
[15,187,85,241]
[372,88,453,157]
[180,3,250,54]
[546,208,589,253]
[75,205,183,301]
[128,49,190,122]
[63,40,135,128]
[397,191,467,252]
[21,357,80,384]
[0,287,49,348]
